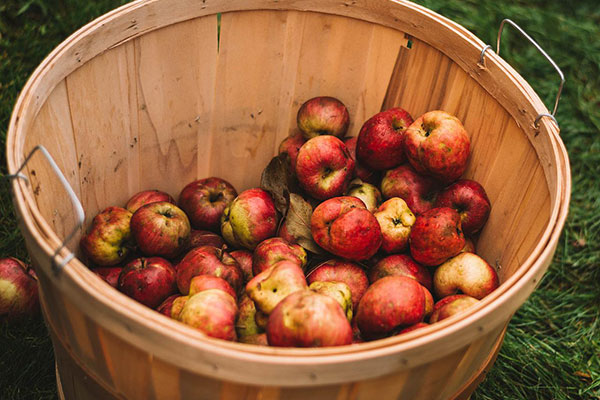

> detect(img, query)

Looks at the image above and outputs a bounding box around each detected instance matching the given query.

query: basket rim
[6,0,571,385]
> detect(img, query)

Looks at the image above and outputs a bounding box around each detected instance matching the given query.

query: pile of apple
[80,96,499,347]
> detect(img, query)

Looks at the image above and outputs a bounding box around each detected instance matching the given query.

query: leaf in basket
[285,193,325,255]
[260,154,292,215]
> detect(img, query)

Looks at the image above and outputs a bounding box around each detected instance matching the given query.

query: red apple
[397,322,429,334]
[188,274,237,300]
[130,202,191,259]
[220,188,279,250]
[306,259,369,310]
[267,290,353,347]
[177,289,238,341]
[409,207,465,266]
[187,230,226,250]
[93,266,123,288]
[118,257,177,309]
[381,164,440,216]
[229,249,253,283]
[176,246,243,295]
[295,135,355,200]
[125,190,175,214]
[278,132,306,170]
[311,196,382,261]
[252,237,307,275]
[373,197,416,254]
[156,294,182,317]
[80,206,133,266]
[297,96,350,139]
[429,294,479,323]
[346,178,381,213]
[178,177,237,232]
[368,254,432,291]
[404,110,470,183]
[434,179,491,235]
[0,257,39,321]
[433,252,499,300]
[343,137,377,184]
[245,261,308,315]
[356,107,414,171]
[356,276,425,337]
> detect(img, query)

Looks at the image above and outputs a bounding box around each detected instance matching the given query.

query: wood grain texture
[6,1,571,399]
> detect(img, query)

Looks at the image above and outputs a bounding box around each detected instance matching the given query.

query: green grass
[1,0,599,399]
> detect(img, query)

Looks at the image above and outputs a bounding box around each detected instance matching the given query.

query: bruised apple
[311,196,381,261]
[306,259,369,310]
[381,164,440,216]
[177,289,238,341]
[373,197,416,254]
[404,110,470,183]
[80,206,132,266]
[267,290,353,347]
[368,254,432,291]
[356,276,425,338]
[245,261,307,314]
[409,207,465,266]
[252,237,307,275]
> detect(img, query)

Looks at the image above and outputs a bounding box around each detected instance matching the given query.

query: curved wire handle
[6,145,85,275]
[481,19,565,128]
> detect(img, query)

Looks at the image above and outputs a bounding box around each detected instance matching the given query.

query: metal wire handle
[5,145,85,275]
[480,18,565,128]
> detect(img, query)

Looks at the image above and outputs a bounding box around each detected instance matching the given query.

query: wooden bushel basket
[7,0,570,399]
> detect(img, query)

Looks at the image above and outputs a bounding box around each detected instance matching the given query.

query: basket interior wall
[22,10,551,283]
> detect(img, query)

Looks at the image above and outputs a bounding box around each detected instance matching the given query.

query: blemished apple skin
[368,254,432,291]
[296,96,350,139]
[93,266,123,289]
[176,289,238,341]
[188,274,237,300]
[245,261,308,315]
[0,257,39,321]
[267,290,353,347]
[374,197,416,254]
[343,137,378,184]
[279,132,306,170]
[309,281,354,322]
[229,249,254,284]
[80,206,133,267]
[409,207,465,266]
[220,188,279,250]
[433,252,499,300]
[126,190,175,214]
[252,237,307,275]
[356,107,414,171]
[403,110,470,183]
[176,245,243,295]
[434,179,491,236]
[156,294,182,317]
[178,177,237,232]
[346,178,381,213]
[381,164,440,216]
[118,257,177,309]
[429,294,479,323]
[130,202,191,259]
[311,196,382,261]
[356,276,426,338]
[295,135,355,200]
[306,259,369,310]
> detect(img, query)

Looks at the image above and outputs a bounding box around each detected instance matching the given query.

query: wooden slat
[65,41,140,224]
[23,80,82,248]
[135,16,218,196]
